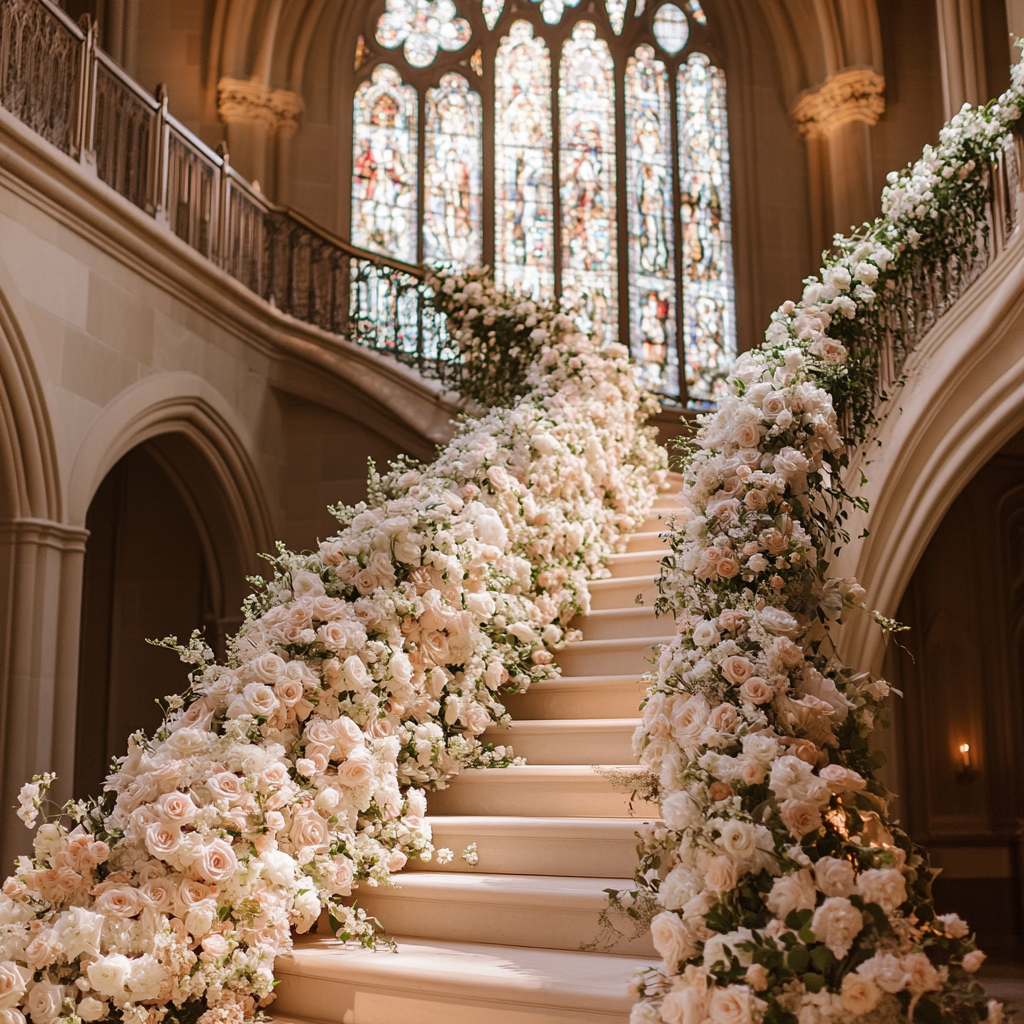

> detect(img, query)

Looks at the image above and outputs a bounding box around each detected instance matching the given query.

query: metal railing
[0,0,453,384]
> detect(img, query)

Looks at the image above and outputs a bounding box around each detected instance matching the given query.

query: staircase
[271,483,680,1024]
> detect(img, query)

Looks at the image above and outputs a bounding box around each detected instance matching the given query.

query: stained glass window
[351,64,418,262]
[482,0,504,30]
[626,44,677,395]
[494,21,555,298]
[560,22,617,345]
[424,73,483,266]
[679,52,735,404]
[530,0,581,26]
[350,2,735,405]
[375,0,471,68]
[606,0,627,34]
[653,4,688,54]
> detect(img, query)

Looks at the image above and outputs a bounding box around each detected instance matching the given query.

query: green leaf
[802,973,826,993]
[810,946,835,972]
[787,946,810,973]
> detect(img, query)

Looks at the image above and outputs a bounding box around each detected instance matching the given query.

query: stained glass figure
[626,44,677,395]
[652,4,688,53]
[529,0,581,26]
[375,0,471,68]
[678,53,735,404]
[351,64,419,263]
[424,73,483,266]
[687,0,707,25]
[635,0,646,14]
[560,22,617,345]
[482,0,504,30]
[494,21,555,298]
[354,36,369,72]
[606,0,627,34]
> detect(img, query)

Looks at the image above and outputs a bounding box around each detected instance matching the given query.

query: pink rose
[739,677,772,704]
[721,657,754,685]
[780,799,822,840]
[198,838,239,884]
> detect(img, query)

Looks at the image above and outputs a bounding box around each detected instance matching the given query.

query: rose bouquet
[628,62,1024,1024]
[0,270,665,1024]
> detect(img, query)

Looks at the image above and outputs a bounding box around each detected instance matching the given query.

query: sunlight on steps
[271,475,685,1024]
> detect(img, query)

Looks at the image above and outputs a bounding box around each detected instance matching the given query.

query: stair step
[408,816,649,877]
[556,635,669,675]
[626,529,672,552]
[273,934,654,1024]
[353,873,655,957]
[483,718,638,764]
[428,765,658,817]
[572,606,668,641]
[501,674,648,720]
[588,575,661,611]
[607,550,665,579]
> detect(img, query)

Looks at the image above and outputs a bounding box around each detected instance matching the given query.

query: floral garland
[0,270,665,1024]
[629,66,1024,1024]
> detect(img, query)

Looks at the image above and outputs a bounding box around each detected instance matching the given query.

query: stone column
[217,77,304,200]
[0,519,89,869]
[792,68,886,259]
[936,0,987,119]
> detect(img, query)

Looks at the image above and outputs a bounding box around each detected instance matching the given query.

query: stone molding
[791,67,886,138]
[216,76,304,134]
[0,517,89,550]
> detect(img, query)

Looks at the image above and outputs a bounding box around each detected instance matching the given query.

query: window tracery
[350,0,735,404]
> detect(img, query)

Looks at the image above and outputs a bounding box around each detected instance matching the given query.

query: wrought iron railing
[0,0,454,385]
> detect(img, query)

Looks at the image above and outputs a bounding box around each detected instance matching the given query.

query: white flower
[25,981,61,1023]
[651,911,693,969]
[52,906,104,960]
[0,965,29,1010]
[856,868,906,913]
[811,897,863,958]
[765,869,817,919]
[87,954,132,999]
[691,620,721,647]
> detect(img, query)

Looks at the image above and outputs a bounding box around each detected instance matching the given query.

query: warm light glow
[958,743,971,768]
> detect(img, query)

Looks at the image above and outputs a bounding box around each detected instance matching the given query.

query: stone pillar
[217,77,304,200]
[0,519,88,870]
[936,0,987,119]
[792,68,886,259]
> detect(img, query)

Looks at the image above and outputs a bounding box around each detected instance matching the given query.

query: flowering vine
[628,63,1024,1024]
[0,271,665,1024]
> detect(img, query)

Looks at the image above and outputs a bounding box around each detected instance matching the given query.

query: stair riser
[588,578,660,611]
[608,554,664,579]
[427,774,659,818]
[626,531,671,553]
[407,826,643,878]
[272,970,636,1024]
[483,723,637,765]
[502,681,647,720]
[575,612,670,641]
[355,888,656,958]
[557,642,664,676]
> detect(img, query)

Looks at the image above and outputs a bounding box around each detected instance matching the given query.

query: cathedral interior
[0,0,1022,1021]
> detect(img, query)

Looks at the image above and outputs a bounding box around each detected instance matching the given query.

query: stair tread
[560,635,672,651]
[424,815,651,833]
[276,933,653,1011]
[486,717,640,731]
[364,871,634,902]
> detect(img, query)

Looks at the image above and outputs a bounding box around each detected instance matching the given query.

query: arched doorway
[73,434,251,800]
[889,428,1024,962]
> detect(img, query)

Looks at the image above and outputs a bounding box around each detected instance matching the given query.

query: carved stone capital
[217,77,304,133]
[792,67,886,139]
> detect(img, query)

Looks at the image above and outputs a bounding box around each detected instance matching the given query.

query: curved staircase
[271,483,680,1024]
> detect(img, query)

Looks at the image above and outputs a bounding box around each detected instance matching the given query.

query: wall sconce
[956,742,978,783]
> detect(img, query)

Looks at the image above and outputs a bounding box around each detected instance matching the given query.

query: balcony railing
[0,0,454,386]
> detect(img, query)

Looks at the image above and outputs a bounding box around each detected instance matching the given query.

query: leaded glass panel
[375,0,472,68]
[494,20,555,297]
[605,0,627,34]
[482,0,504,30]
[560,22,617,345]
[530,0,581,26]
[425,73,483,265]
[626,44,677,395]
[679,52,735,404]
[352,64,418,262]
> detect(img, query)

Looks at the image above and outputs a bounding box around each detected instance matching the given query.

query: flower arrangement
[629,64,1024,1024]
[0,270,665,1024]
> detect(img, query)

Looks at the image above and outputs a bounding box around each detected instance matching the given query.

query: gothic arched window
[350,0,735,404]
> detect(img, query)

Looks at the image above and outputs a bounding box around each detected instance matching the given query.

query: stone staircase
[271,483,680,1024]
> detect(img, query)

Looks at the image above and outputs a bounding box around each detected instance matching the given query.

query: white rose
[717,820,759,861]
[840,973,882,1015]
[127,955,169,1001]
[811,897,863,958]
[26,982,61,1024]
[859,952,910,992]
[184,901,216,940]
[709,985,755,1024]
[691,620,721,647]
[662,791,701,832]
[651,912,693,969]
[76,999,106,1022]
[292,570,326,598]
[703,929,753,970]
[87,954,132,999]
[856,868,906,914]
[0,967,29,1012]
[261,849,297,887]
[814,857,856,898]
[465,592,496,618]
[765,869,817,920]
[52,906,104,960]
[293,888,321,932]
